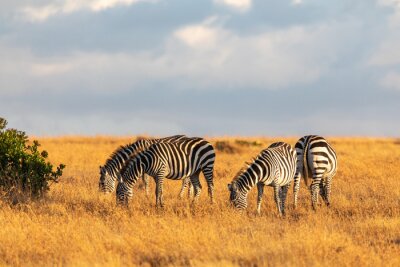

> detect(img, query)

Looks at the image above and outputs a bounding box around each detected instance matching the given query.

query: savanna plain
[0,136,399,266]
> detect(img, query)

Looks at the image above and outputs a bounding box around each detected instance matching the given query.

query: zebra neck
[105,142,136,173]
[138,152,152,175]
[235,173,255,194]
[126,158,144,186]
[107,139,151,173]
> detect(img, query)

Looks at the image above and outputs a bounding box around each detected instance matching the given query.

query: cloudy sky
[1,0,399,136]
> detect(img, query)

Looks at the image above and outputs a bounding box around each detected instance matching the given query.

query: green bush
[235,139,262,147]
[0,118,65,202]
[215,141,237,154]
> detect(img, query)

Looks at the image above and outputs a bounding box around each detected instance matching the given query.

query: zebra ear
[100,166,107,174]
[227,183,232,190]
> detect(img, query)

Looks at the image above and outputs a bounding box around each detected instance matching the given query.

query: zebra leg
[188,180,194,199]
[273,184,282,217]
[280,183,290,216]
[155,175,165,208]
[319,178,327,206]
[189,172,202,205]
[293,171,301,209]
[143,174,150,197]
[256,183,264,215]
[202,166,214,204]
[310,178,321,211]
[324,175,333,207]
[178,177,190,199]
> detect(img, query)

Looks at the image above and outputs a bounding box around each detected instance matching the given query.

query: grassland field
[0,136,399,266]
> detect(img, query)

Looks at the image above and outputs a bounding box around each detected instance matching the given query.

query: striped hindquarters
[295,135,337,185]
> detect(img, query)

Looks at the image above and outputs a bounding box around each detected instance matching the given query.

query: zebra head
[227,182,247,210]
[116,180,133,206]
[115,157,143,205]
[99,166,117,193]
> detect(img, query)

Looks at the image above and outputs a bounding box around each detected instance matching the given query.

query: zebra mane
[119,153,141,177]
[232,157,257,182]
[105,143,133,165]
[120,153,144,183]
[103,140,146,173]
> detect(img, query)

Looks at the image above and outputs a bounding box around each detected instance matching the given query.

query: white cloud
[19,0,151,22]
[377,0,400,25]
[0,18,348,94]
[369,37,400,66]
[214,0,252,12]
[381,71,400,90]
[173,17,226,49]
[292,0,303,5]
[31,62,73,77]
[174,25,219,48]
[377,0,400,7]
[167,19,342,89]
[368,1,400,91]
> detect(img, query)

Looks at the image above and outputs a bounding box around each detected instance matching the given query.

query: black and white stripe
[293,135,337,210]
[99,135,187,194]
[116,138,215,207]
[228,142,297,216]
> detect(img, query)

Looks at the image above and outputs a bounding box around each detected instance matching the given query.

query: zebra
[99,135,191,196]
[293,135,337,210]
[116,138,215,207]
[227,142,297,216]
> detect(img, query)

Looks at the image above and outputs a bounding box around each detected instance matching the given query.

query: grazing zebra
[99,135,189,195]
[116,138,215,207]
[228,142,297,216]
[293,135,337,210]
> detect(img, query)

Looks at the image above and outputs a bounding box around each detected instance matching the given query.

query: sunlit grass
[0,137,399,266]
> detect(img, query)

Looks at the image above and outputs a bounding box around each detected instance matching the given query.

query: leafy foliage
[235,139,262,147]
[214,141,237,154]
[0,118,65,202]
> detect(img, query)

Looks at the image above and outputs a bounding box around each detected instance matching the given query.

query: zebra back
[121,137,215,183]
[145,138,214,179]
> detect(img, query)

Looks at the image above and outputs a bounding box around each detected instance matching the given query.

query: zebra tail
[302,139,310,187]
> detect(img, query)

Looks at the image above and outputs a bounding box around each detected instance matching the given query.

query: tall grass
[0,137,399,266]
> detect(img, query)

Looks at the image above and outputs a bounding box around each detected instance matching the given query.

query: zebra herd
[99,135,337,216]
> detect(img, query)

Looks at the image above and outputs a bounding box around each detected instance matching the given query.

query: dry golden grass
[0,136,399,266]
